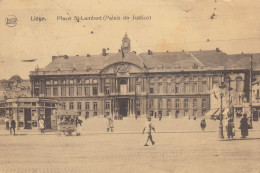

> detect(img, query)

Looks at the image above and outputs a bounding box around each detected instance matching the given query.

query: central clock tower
[122,33,131,53]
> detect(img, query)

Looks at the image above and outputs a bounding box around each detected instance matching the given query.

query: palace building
[29,34,259,120]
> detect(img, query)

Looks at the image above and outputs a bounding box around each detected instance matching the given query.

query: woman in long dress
[39,118,45,134]
[240,114,248,138]
[76,116,83,136]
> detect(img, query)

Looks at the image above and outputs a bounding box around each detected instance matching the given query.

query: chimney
[64,55,68,59]
[76,55,79,56]
[148,50,152,55]
[87,54,91,57]
[216,48,220,52]
[102,48,106,56]
[52,56,58,61]
[241,52,244,54]
[118,49,121,53]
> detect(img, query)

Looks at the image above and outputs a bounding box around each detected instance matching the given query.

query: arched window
[120,79,127,94]
[184,99,189,108]
[236,77,242,91]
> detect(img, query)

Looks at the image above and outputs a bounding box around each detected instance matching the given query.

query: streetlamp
[219,83,226,139]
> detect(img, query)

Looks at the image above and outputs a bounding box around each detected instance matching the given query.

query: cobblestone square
[1,128,260,173]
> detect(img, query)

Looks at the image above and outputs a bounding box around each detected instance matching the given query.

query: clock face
[123,42,129,47]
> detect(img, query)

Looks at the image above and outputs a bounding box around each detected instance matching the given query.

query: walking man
[142,117,155,146]
[10,117,16,135]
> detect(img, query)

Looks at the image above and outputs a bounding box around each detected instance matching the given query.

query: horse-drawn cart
[56,110,79,136]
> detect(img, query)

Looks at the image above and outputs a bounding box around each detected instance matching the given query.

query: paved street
[1,129,260,173]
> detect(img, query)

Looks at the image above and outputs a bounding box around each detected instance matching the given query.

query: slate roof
[40,50,260,73]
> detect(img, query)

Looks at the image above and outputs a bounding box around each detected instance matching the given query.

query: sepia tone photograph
[1,0,260,172]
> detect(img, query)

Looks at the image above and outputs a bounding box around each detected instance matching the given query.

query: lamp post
[219,83,226,139]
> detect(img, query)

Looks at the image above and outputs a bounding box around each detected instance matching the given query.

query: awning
[205,109,219,117]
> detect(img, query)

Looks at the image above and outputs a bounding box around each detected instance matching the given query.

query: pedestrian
[142,117,156,146]
[39,118,45,134]
[240,114,249,138]
[159,113,162,121]
[106,117,114,132]
[4,116,9,130]
[9,117,16,135]
[76,116,83,136]
[200,118,206,130]
[227,116,235,138]
[135,114,138,120]
[224,117,228,137]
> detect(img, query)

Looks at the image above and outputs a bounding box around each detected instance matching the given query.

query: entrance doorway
[24,108,32,129]
[118,98,128,117]
[45,108,52,129]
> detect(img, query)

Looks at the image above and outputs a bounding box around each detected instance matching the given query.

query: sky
[1,0,260,79]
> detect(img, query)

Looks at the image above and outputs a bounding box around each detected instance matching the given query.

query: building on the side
[29,34,260,120]
[4,97,58,130]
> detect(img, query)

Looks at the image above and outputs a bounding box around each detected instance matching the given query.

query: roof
[43,52,145,72]
[38,50,260,74]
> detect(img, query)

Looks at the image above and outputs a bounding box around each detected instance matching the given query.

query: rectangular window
[93,79,98,84]
[85,86,90,96]
[53,87,58,96]
[34,88,39,96]
[85,79,90,84]
[193,99,197,108]
[69,87,74,96]
[61,102,66,110]
[163,83,167,93]
[184,99,189,108]
[202,99,207,108]
[46,80,50,85]
[158,83,163,93]
[184,83,189,93]
[77,87,82,96]
[93,102,98,110]
[105,102,110,110]
[167,99,171,109]
[202,82,207,92]
[192,83,198,93]
[105,86,110,95]
[53,80,58,85]
[45,87,51,96]
[176,99,180,108]
[257,89,260,98]
[61,87,66,96]
[77,102,82,110]
[175,83,179,93]
[150,85,154,94]
[69,102,74,110]
[85,102,89,110]
[93,86,98,95]
[94,111,97,116]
